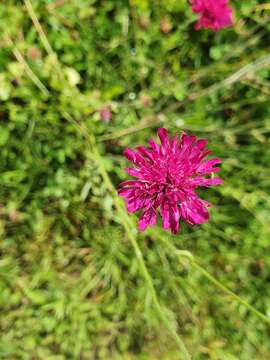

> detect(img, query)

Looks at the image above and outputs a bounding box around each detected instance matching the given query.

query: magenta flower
[190,0,233,32]
[118,129,222,234]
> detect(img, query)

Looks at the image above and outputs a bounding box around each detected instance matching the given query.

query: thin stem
[5,35,49,96]
[23,0,63,77]
[157,246,198,325]
[155,233,270,326]
[192,260,270,326]
[98,115,160,142]
[129,235,191,360]
[23,0,54,57]
[90,140,191,359]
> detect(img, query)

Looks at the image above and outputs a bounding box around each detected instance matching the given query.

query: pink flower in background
[190,0,233,32]
[99,105,112,122]
[118,128,222,234]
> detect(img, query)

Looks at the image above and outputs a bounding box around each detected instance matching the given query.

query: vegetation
[0,0,270,359]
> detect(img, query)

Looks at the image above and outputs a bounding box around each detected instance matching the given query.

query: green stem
[191,260,270,326]
[24,0,55,57]
[5,35,49,96]
[23,0,65,79]
[156,233,270,326]
[129,234,191,360]
[90,141,191,359]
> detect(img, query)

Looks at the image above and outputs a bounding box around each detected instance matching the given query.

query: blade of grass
[23,0,63,78]
[23,0,54,57]
[98,115,165,142]
[5,34,49,96]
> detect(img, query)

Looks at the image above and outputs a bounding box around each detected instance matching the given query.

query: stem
[129,234,191,360]
[91,141,191,359]
[155,233,270,326]
[23,0,64,78]
[23,0,54,57]
[191,260,270,326]
[5,35,49,96]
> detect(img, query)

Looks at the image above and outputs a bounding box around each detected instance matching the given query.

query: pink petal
[148,138,160,155]
[124,148,137,163]
[125,167,142,178]
[190,139,207,158]
[160,201,171,230]
[126,195,148,213]
[169,204,181,234]
[138,208,157,231]
[180,198,209,225]
[191,176,222,187]
[158,128,169,152]
[197,158,221,174]
[118,188,135,197]
[136,146,154,162]
[119,180,143,187]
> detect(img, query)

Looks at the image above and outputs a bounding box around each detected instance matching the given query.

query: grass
[1,0,270,359]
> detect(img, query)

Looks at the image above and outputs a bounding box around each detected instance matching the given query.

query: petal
[138,208,157,232]
[125,167,142,178]
[179,133,197,157]
[180,198,209,225]
[148,138,160,154]
[181,133,196,148]
[126,195,148,213]
[160,201,170,230]
[157,128,170,151]
[169,204,181,234]
[191,176,222,187]
[119,180,142,187]
[201,177,222,187]
[124,148,137,162]
[197,158,221,174]
[136,146,154,162]
[118,188,135,197]
[190,139,207,158]
[124,148,148,167]
[171,134,179,153]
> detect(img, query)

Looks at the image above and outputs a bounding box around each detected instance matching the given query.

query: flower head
[118,128,222,234]
[99,105,112,122]
[190,0,233,32]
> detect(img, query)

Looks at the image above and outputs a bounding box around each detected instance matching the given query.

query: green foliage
[0,0,270,358]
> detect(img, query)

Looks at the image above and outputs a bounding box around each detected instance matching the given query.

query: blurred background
[0,0,270,359]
